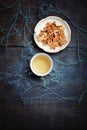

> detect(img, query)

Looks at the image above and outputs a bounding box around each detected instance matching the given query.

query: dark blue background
[0,0,87,130]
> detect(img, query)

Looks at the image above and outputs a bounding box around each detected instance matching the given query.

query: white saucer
[34,16,71,53]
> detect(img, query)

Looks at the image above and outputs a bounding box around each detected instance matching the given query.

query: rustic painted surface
[0,0,87,129]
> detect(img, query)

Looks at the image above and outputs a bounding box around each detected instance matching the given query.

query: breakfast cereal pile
[37,21,67,49]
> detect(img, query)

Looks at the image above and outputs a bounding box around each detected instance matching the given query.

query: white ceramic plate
[34,16,71,53]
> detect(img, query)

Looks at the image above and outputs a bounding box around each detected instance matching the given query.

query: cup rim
[30,53,53,76]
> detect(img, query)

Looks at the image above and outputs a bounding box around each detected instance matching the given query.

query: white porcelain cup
[30,53,53,76]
